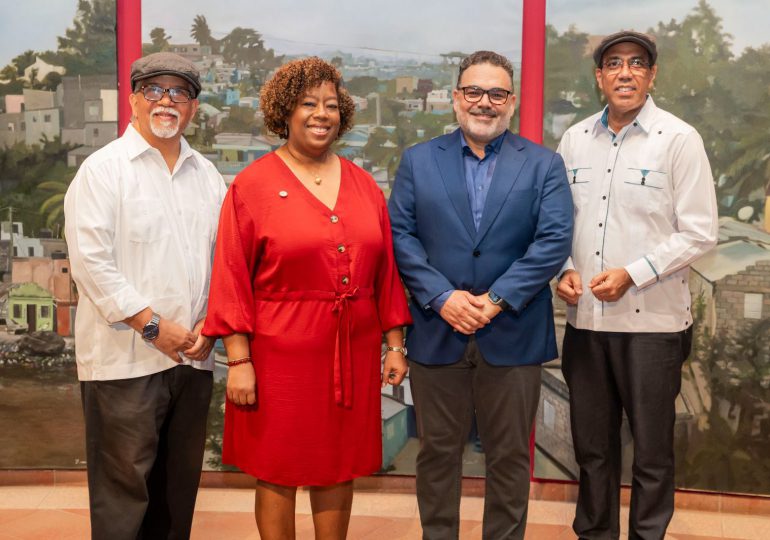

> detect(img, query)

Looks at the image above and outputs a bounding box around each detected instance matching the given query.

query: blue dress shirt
[428,131,506,312]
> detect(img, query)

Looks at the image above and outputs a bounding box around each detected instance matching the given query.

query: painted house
[8,282,55,332]
[381,395,409,470]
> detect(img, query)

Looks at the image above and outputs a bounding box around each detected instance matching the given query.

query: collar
[595,95,656,136]
[460,130,506,158]
[123,123,197,170]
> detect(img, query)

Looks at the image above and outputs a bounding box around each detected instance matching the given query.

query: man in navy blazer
[389,50,573,539]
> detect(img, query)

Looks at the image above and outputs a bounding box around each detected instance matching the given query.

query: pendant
[314,177,322,185]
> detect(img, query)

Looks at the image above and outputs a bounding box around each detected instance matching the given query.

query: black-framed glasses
[458,86,513,105]
[140,84,193,103]
[601,57,650,73]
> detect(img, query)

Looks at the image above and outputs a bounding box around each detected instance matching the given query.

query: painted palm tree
[190,14,219,53]
[39,179,69,230]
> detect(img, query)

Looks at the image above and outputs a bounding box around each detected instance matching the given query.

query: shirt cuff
[427,289,453,312]
[559,257,576,279]
[625,256,659,290]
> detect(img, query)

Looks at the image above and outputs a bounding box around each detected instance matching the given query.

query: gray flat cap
[593,31,658,67]
[130,52,202,97]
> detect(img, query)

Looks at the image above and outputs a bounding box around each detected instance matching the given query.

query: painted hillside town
[1,0,769,495]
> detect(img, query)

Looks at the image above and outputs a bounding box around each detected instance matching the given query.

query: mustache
[151,106,180,119]
[469,107,497,118]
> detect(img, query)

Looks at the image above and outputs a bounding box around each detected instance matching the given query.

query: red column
[520,0,548,481]
[116,0,142,134]
[519,0,547,145]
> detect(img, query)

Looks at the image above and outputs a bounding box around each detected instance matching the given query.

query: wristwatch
[385,345,408,356]
[142,313,161,341]
[488,290,509,310]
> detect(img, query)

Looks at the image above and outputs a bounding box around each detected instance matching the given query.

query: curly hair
[260,57,355,139]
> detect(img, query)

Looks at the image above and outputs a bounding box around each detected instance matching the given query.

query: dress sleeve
[374,189,413,331]
[202,181,261,337]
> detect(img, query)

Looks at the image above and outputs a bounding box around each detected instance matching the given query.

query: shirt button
[337,244,345,253]
[635,309,640,313]
[602,195,607,200]
[330,215,339,223]
[599,223,603,227]
[595,251,600,256]
[473,250,480,257]
[613,143,618,147]
[607,168,611,173]
[341,276,349,285]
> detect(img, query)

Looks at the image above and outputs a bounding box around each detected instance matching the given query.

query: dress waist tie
[253,287,374,409]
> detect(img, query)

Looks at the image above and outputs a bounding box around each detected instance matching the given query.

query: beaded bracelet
[227,356,252,367]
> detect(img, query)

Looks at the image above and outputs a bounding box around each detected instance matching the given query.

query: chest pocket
[125,199,168,243]
[567,166,592,212]
[618,167,669,214]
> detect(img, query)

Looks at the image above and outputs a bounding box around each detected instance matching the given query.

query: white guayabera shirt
[64,124,227,381]
[557,97,718,333]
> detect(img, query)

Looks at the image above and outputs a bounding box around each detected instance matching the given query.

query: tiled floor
[0,483,768,539]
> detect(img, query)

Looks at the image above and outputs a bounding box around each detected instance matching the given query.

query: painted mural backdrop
[534,0,770,496]
[0,0,116,469]
[1,0,768,498]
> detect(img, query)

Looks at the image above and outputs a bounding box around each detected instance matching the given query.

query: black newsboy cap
[593,30,658,67]
[130,52,202,97]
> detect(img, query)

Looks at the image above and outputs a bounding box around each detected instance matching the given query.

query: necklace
[284,146,328,185]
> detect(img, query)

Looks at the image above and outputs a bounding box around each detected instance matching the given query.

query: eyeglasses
[140,84,193,103]
[458,86,513,105]
[601,57,650,73]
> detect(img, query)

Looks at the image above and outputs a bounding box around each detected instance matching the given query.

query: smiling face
[286,81,341,157]
[129,74,198,143]
[595,41,657,129]
[452,63,516,153]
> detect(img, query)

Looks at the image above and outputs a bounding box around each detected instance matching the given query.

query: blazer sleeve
[490,152,574,312]
[202,181,261,337]
[388,148,455,309]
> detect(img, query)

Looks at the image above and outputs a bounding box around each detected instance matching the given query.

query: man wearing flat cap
[65,52,226,539]
[556,31,718,539]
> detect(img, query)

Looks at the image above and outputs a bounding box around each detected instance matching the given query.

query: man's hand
[227,363,257,406]
[439,290,491,334]
[589,268,634,302]
[474,293,503,321]
[382,351,408,387]
[183,319,215,361]
[557,270,583,305]
[154,318,196,362]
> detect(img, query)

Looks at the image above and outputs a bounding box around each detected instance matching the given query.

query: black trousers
[409,338,541,540]
[561,324,692,540]
[81,365,213,540]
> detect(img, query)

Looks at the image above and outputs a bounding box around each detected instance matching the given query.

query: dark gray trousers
[409,338,542,540]
[561,324,692,540]
[81,365,213,540]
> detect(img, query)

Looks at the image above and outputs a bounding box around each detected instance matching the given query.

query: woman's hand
[227,362,257,406]
[382,351,408,387]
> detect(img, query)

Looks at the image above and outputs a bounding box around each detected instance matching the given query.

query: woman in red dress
[203,57,412,539]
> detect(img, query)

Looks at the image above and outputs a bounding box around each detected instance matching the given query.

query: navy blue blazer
[388,129,573,366]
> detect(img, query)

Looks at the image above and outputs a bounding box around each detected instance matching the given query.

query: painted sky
[1,0,767,68]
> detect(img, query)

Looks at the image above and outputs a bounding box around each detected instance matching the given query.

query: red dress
[203,152,411,486]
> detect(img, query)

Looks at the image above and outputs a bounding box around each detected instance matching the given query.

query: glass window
[12,304,21,319]
[40,305,50,318]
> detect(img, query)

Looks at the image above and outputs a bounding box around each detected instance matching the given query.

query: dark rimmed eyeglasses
[601,57,651,73]
[458,86,513,105]
[140,84,193,103]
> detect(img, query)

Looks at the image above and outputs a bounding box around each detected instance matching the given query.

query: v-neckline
[273,152,343,213]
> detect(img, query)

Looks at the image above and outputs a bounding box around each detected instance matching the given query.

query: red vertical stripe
[520,0,546,145]
[116,0,142,133]
[521,0,547,482]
